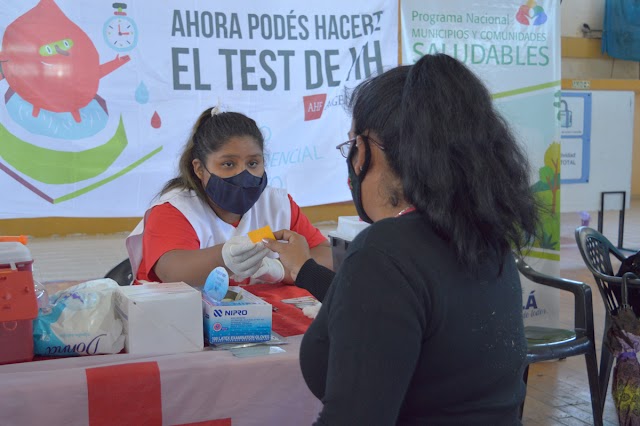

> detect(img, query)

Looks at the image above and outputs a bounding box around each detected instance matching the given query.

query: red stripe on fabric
[175,419,232,426]
[86,361,162,426]
[246,284,313,337]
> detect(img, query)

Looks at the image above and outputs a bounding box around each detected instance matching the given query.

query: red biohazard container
[0,235,28,245]
[0,242,37,364]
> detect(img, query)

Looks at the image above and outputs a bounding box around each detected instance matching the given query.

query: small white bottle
[32,266,51,313]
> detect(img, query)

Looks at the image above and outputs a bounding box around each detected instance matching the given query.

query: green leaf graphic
[0,116,128,184]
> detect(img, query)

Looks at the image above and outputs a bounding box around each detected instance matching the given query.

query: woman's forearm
[153,244,225,286]
[310,241,333,271]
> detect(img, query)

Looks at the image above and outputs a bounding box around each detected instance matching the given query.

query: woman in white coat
[126,107,332,286]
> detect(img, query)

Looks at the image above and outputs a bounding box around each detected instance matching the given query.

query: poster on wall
[401,0,561,327]
[560,91,592,184]
[0,0,398,218]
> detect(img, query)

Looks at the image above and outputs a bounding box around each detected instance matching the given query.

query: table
[0,284,322,426]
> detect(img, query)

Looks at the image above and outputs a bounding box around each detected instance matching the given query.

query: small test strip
[281,296,317,304]
[281,296,320,310]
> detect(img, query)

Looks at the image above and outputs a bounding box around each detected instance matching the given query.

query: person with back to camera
[126,107,332,286]
[263,53,540,425]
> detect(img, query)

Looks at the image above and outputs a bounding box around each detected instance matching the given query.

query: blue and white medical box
[202,286,272,345]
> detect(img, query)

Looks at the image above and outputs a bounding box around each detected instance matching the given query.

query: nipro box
[202,286,272,345]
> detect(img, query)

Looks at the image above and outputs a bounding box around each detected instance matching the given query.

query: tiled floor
[23,202,640,425]
[28,232,130,283]
[27,223,340,283]
[27,207,637,283]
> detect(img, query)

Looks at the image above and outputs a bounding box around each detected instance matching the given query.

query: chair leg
[599,340,614,410]
[585,349,604,426]
[519,364,530,420]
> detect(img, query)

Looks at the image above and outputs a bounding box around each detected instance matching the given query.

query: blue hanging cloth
[603,0,640,61]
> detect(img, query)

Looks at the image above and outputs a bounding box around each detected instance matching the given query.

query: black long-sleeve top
[295,257,335,302]
[297,212,526,425]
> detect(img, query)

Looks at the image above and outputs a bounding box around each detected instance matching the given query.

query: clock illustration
[103,3,138,52]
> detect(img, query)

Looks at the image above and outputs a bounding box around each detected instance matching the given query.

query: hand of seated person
[262,230,311,282]
[222,235,269,280]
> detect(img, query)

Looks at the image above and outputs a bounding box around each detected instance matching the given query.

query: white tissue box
[202,286,272,344]
[115,282,204,355]
[329,216,370,242]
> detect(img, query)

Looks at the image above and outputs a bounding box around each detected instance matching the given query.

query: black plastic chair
[575,226,640,410]
[104,258,133,286]
[516,258,602,426]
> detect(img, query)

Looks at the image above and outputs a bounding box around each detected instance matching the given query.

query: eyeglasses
[336,138,356,158]
[335,135,385,158]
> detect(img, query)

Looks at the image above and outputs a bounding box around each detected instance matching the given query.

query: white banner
[0,0,398,218]
[401,0,561,327]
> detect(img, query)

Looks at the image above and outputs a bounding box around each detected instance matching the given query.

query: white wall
[560,0,604,37]
[561,91,634,213]
[559,0,640,200]
[560,0,639,80]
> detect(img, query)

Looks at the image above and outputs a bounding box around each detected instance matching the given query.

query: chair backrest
[575,226,627,315]
[104,258,133,286]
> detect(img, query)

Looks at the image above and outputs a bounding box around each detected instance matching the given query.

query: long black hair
[348,54,539,268]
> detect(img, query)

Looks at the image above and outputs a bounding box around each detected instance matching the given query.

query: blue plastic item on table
[204,267,229,302]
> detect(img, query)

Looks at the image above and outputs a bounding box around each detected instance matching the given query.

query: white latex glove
[250,257,285,284]
[222,236,270,280]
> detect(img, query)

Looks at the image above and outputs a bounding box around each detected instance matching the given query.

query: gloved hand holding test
[221,235,269,280]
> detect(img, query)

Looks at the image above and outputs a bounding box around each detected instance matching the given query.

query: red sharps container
[0,242,37,364]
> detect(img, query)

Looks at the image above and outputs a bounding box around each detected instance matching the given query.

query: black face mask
[204,169,268,215]
[347,140,374,224]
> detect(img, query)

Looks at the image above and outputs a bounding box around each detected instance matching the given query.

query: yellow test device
[248,225,276,243]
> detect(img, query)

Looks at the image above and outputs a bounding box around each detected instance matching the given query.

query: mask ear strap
[348,139,374,224]
[361,139,371,177]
